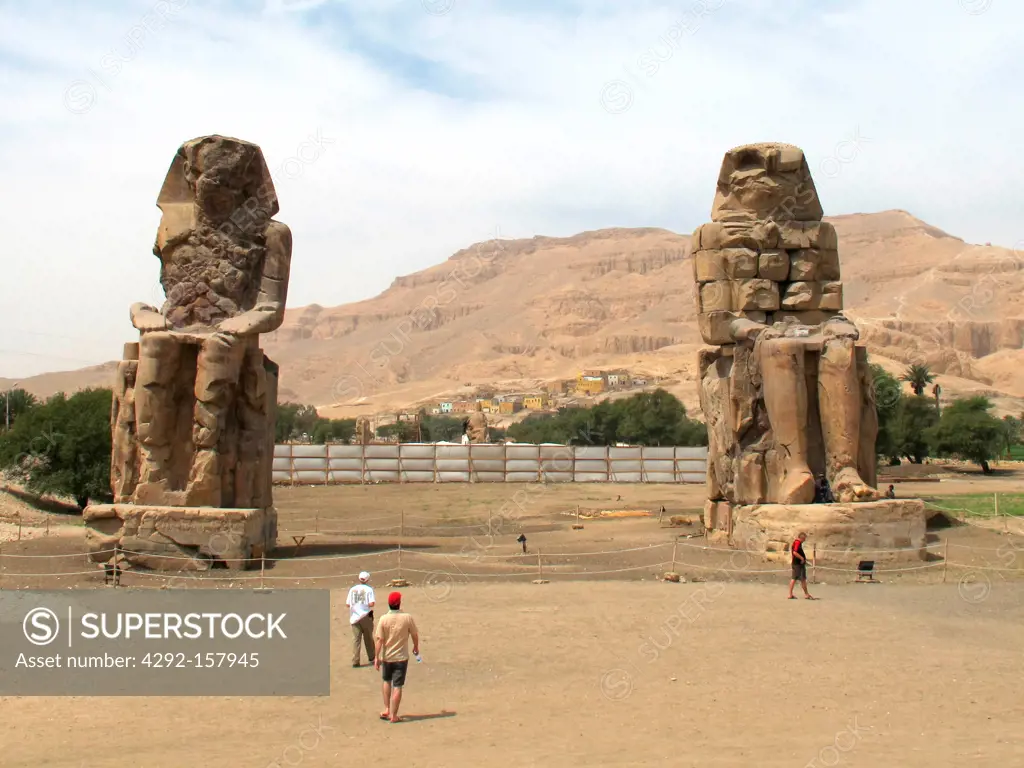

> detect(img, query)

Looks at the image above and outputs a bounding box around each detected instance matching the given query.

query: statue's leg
[756,337,815,504]
[818,337,881,503]
[234,345,267,508]
[134,332,182,496]
[188,332,246,506]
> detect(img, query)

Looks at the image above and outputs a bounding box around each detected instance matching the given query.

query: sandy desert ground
[1,580,1023,767]
[1,471,1023,767]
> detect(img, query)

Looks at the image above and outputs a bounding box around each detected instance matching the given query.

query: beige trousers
[351,613,374,665]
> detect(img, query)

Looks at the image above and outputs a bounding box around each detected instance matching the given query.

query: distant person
[517,533,527,554]
[346,571,375,667]
[787,532,815,600]
[813,475,834,504]
[374,591,420,723]
[885,484,896,499]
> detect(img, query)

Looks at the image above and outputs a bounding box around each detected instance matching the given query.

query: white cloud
[1,0,1021,376]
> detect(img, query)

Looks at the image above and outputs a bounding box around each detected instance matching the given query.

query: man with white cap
[347,571,376,667]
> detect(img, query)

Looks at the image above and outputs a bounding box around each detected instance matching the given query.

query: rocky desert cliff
[7,210,1023,420]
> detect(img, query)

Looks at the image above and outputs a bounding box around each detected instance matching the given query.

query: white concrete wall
[271,443,708,484]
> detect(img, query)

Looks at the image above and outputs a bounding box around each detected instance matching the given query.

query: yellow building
[477,399,495,413]
[576,372,606,395]
[499,399,522,415]
[523,394,547,410]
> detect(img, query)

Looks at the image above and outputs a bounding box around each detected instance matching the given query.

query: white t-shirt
[346,583,375,624]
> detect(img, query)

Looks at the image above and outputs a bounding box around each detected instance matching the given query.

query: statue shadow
[265,540,438,563]
[0,486,81,516]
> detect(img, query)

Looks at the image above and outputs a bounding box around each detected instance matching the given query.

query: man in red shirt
[787,532,815,599]
[374,591,420,723]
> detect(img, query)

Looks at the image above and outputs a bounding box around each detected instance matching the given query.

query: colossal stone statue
[695,143,878,506]
[467,411,488,444]
[694,143,926,559]
[355,416,373,445]
[85,136,284,570]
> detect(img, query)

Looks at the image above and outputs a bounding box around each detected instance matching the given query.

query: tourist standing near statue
[787,533,815,600]
[347,571,376,667]
[374,591,420,723]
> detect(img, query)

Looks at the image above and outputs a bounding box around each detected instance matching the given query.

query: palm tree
[4,387,36,430]
[901,364,935,396]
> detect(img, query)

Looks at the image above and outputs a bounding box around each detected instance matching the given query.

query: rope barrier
[284,527,402,535]
[401,561,673,577]
[412,543,672,558]
[3,569,112,577]
[814,561,944,573]
[940,562,1024,573]
[946,540,1024,552]
[277,513,399,524]
[399,567,540,579]
[674,561,791,574]
[672,539,946,556]
[0,549,116,559]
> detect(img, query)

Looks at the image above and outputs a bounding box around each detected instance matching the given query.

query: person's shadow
[398,710,457,723]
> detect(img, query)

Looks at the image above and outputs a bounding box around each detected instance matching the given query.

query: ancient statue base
[83,504,278,571]
[704,499,927,563]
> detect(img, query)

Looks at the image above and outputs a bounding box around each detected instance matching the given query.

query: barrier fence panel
[271,443,709,485]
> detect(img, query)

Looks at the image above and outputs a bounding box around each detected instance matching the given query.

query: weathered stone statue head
[153,135,283,329]
[711,143,823,223]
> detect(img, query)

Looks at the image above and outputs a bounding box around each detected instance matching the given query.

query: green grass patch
[922,493,1024,517]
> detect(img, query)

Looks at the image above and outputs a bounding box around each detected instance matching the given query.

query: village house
[545,380,571,395]
[523,394,547,410]
[576,369,606,395]
[605,370,632,389]
[499,399,522,415]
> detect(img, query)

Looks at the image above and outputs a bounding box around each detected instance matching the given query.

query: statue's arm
[130,302,168,332]
[728,316,782,343]
[217,221,292,337]
[821,313,859,340]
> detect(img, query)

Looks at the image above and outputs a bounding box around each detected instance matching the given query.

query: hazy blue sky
[1,0,1021,377]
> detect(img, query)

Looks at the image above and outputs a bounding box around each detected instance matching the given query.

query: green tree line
[872,364,1018,473]
[0,370,1017,510]
[507,389,708,446]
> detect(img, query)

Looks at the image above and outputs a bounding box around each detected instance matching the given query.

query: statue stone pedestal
[85,504,277,571]
[706,498,928,564]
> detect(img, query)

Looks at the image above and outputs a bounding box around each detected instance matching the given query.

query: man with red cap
[373,590,420,723]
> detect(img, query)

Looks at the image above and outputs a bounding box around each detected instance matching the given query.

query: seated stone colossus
[86,135,286,570]
[127,135,290,509]
[693,143,881,522]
